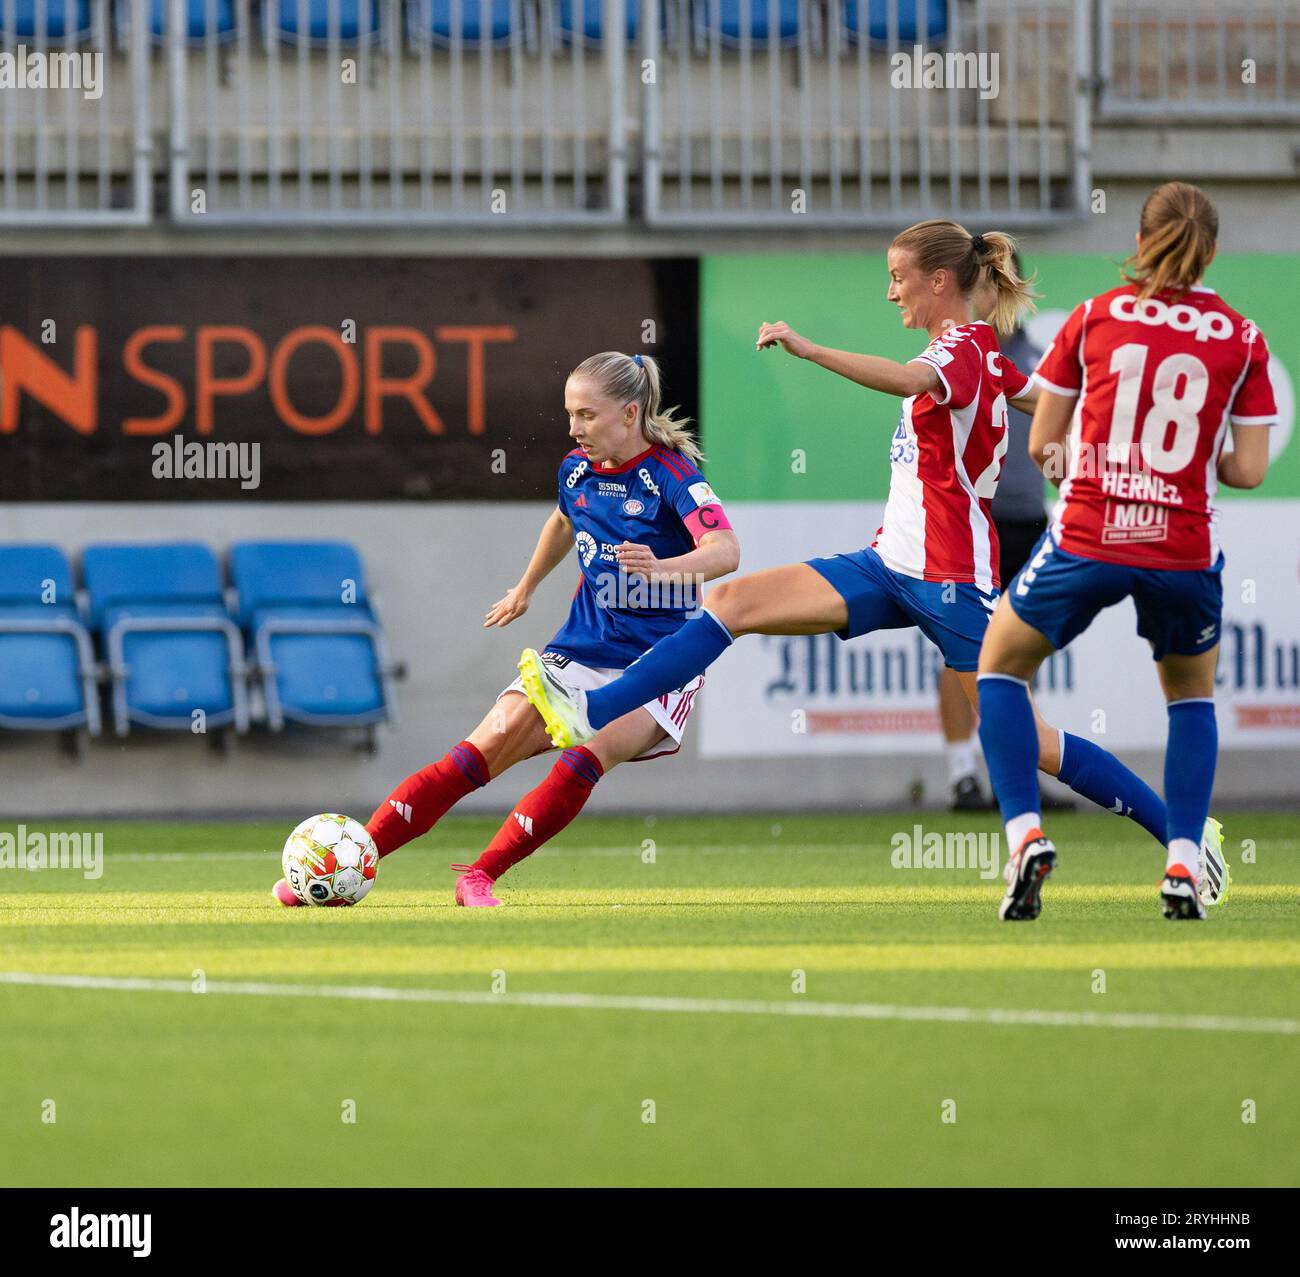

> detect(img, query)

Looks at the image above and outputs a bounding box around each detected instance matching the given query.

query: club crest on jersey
[622,498,646,516]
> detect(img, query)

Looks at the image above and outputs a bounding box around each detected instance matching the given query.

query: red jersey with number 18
[1034,284,1277,570]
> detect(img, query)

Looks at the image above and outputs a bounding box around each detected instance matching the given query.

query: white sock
[946,739,978,786]
[1005,812,1042,855]
[1167,838,1200,879]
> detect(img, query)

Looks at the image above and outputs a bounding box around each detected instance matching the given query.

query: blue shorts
[1008,531,1224,661]
[806,547,998,672]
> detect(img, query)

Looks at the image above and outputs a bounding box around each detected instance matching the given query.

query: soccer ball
[282,814,379,907]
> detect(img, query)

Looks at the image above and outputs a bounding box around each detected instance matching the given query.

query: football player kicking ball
[519,218,1225,915]
[977,182,1275,921]
[272,351,739,907]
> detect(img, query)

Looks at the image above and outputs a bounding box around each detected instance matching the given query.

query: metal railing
[0,0,152,223]
[1098,0,1300,119]
[643,0,1093,227]
[167,0,629,224]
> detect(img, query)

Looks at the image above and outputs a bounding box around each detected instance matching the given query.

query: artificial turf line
[2,971,1298,1036]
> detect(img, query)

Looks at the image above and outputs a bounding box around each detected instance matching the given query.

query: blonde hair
[891,218,1037,336]
[568,351,703,466]
[1122,181,1218,300]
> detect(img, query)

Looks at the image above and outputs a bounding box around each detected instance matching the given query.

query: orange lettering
[364,326,443,435]
[122,326,186,435]
[435,325,515,435]
[269,326,359,436]
[0,325,98,435]
[196,326,267,435]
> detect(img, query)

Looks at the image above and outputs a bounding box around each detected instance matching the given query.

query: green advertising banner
[701,254,1298,501]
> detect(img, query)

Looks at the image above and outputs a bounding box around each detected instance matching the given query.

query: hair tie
[970,234,987,254]
[632,353,644,368]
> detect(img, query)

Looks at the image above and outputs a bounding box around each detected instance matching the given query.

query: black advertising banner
[0,257,698,500]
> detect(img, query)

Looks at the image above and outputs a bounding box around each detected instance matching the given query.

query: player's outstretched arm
[484,506,574,628]
[755,320,938,400]
[615,529,741,585]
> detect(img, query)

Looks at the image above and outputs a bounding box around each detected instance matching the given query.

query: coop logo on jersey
[688,481,719,507]
[622,497,645,516]
[638,468,660,496]
[575,530,598,566]
[566,460,588,487]
[1109,294,1233,343]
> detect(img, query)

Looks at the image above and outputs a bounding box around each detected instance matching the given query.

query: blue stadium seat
[407,0,517,45]
[272,0,379,41]
[123,0,239,43]
[4,0,91,38]
[0,545,101,736]
[844,0,948,43]
[82,543,248,737]
[698,0,801,45]
[556,0,637,45]
[230,541,395,730]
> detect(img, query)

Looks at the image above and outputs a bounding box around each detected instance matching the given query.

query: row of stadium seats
[4,0,946,46]
[0,542,398,744]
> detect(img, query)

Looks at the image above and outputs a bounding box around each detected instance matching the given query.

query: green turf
[1,811,1297,1187]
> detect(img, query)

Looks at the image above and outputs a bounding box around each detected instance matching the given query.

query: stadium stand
[0,546,102,740]
[82,543,250,737]
[229,542,398,735]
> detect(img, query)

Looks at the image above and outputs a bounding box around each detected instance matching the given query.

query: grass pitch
[2,811,1298,1187]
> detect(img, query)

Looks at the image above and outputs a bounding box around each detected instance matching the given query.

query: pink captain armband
[684,502,733,545]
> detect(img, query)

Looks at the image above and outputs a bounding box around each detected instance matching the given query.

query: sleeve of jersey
[1033,303,1086,397]
[661,463,735,546]
[1002,354,1033,400]
[909,331,982,407]
[1230,330,1279,425]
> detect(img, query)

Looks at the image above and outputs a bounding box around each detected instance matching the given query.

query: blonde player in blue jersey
[271,351,739,908]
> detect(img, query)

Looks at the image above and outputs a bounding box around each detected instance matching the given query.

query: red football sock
[366,741,490,857]
[474,746,604,881]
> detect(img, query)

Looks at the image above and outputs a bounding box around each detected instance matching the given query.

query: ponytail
[1122,181,1218,300]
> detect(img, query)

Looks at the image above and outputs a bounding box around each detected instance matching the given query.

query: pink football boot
[272,878,304,907]
[452,864,502,907]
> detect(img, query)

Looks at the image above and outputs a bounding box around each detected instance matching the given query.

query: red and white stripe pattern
[873,322,1030,592]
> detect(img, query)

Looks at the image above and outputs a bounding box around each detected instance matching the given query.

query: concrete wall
[2,502,1295,820]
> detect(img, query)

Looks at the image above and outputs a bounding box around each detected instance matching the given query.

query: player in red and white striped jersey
[873,318,1031,593]
[979,182,1276,921]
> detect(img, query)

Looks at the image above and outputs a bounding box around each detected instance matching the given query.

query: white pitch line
[1,972,1296,1037]
[108,845,868,863]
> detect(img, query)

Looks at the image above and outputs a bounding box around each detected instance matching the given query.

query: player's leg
[1155,648,1219,919]
[367,692,549,858]
[967,603,1060,919]
[455,708,669,905]
[938,665,986,810]
[1137,560,1226,918]
[520,562,850,746]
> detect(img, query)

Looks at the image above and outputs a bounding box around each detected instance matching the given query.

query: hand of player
[483,584,530,628]
[756,320,814,359]
[615,542,661,578]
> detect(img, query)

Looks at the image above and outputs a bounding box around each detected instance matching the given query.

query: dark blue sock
[1164,699,1217,845]
[977,675,1040,825]
[586,609,734,730]
[1058,732,1167,844]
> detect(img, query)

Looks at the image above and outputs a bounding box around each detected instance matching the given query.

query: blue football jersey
[547,444,730,669]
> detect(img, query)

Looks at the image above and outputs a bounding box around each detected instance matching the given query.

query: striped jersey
[1034,284,1277,569]
[872,321,1031,591]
